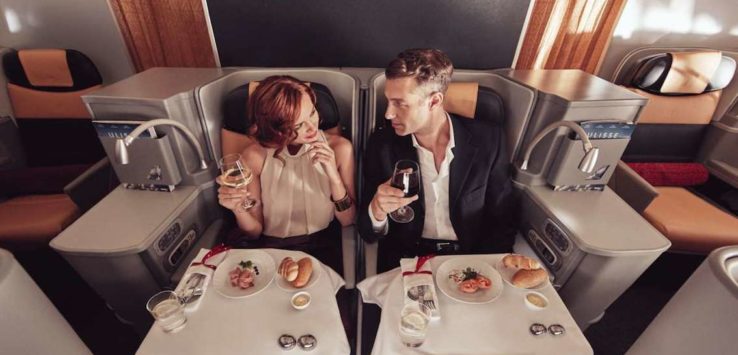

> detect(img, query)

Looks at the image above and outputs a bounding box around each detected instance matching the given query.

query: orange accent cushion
[643,187,738,254]
[18,49,73,87]
[7,83,100,118]
[444,82,478,119]
[0,194,79,245]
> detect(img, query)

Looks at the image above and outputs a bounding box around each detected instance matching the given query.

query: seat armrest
[0,116,25,171]
[363,240,378,279]
[341,224,357,289]
[608,160,659,213]
[64,157,118,212]
[0,164,89,197]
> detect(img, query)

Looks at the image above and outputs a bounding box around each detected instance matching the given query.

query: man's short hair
[386,48,454,96]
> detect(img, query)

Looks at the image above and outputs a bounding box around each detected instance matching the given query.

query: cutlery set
[179,273,206,304]
[407,285,437,311]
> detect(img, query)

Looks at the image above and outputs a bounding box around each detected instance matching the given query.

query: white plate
[212,249,275,299]
[495,258,550,290]
[435,257,503,304]
[275,254,321,291]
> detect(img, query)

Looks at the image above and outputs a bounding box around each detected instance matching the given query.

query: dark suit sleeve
[358,131,389,243]
[484,127,518,252]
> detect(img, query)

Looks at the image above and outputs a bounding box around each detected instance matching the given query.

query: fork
[423,299,436,311]
[421,290,437,311]
[179,273,205,303]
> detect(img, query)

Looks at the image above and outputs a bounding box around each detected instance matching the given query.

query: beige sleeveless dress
[260,137,335,237]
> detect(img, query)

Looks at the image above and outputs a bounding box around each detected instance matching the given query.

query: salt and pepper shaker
[549,324,566,336]
[298,334,317,350]
[530,323,547,336]
[278,334,296,350]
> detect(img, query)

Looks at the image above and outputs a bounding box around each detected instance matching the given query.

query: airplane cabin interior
[0,1,737,354]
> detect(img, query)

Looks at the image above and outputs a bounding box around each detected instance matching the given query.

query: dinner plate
[275,254,321,291]
[495,257,550,290]
[212,249,275,299]
[435,257,503,304]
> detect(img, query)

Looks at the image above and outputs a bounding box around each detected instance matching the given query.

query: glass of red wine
[389,160,420,223]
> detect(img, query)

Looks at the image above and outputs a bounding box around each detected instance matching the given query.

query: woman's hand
[309,142,341,183]
[216,176,252,211]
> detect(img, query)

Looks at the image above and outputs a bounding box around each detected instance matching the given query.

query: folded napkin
[400,256,441,319]
[176,246,229,312]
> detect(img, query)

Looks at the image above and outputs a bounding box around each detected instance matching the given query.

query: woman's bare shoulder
[327,134,353,154]
[241,144,267,174]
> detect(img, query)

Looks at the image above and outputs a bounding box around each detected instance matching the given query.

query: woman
[217,75,355,274]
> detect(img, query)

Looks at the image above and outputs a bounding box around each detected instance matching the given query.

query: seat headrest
[222,81,340,135]
[444,82,504,125]
[631,51,736,95]
[2,49,102,91]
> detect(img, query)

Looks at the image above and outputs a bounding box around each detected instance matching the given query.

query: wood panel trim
[109,0,216,72]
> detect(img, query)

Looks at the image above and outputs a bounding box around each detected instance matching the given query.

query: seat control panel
[528,229,560,271]
[543,220,571,253]
[156,221,182,255]
[167,227,197,271]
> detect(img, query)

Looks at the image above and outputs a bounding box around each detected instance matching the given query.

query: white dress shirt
[369,113,458,240]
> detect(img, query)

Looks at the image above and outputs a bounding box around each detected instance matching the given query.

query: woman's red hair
[248,75,316,153]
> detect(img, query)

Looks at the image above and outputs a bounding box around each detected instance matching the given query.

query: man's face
[384,77,432,136]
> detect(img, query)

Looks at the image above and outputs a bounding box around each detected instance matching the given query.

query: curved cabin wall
[599,0,738,80]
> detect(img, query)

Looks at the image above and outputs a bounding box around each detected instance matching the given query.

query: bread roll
[292,257,313,288]
[502,254,541,270]
[279,257,299,282]
[512,268,548,289]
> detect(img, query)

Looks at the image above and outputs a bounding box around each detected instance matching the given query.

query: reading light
[114,118,209,170]
[520,120,599,174]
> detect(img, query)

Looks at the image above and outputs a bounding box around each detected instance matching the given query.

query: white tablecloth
[358,254,593,355]
[137,248,350,355]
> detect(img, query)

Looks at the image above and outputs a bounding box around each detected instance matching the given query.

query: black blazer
[359,114,518,272]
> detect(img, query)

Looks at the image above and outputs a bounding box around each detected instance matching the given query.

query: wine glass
[389,160,420,223]
[219,153,257,210]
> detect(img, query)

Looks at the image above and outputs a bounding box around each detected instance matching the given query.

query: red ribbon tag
[402,254,435,277]
[190,244,231,270]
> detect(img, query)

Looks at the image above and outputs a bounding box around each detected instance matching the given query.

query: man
[358,48,517,272]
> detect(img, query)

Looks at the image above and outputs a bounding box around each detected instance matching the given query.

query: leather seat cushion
[644,187,738,253]
[0,194,79,244]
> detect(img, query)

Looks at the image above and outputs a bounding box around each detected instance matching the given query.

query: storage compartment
[100,134,182,187]
[521,186,671,329]
[547,136,630,189]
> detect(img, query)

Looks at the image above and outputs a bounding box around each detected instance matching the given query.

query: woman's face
[290,91,320,145]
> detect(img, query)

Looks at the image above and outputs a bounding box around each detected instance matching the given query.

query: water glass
[146,290,187,333]
[399,302,431,347]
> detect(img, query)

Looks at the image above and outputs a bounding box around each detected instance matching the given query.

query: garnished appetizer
[229,260,259,289]
[449,267,492,294]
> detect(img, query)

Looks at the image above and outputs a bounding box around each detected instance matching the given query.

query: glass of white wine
[219,153,257,211]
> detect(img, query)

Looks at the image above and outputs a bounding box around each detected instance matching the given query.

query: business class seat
[0,49,105,249]
[619,50,738,254]
[0,248,91,354]
[220,80,342,156]
[362,81,507,277]
[627,245,738,355]
[201,72,358,289]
